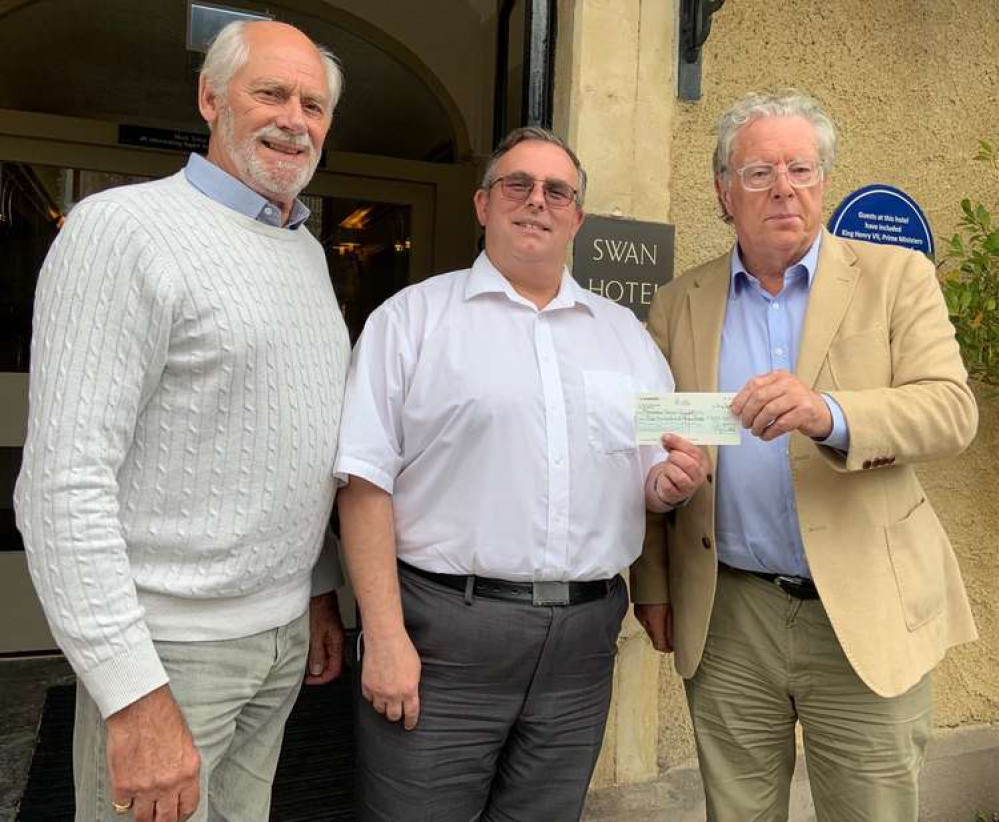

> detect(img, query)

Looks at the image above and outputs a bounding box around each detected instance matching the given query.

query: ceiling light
[339,207,373,230]
[188,3,273,53]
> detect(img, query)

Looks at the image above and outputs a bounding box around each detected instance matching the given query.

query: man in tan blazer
[632,90,978,822]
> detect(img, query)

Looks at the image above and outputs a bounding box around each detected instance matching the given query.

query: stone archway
[0,0,473,165]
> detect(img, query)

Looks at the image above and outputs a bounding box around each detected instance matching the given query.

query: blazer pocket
[582,370,640,454]
[827,326,891,389]
[885,497,947,630]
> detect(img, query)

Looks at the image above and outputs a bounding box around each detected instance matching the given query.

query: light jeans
[73,611,309,822]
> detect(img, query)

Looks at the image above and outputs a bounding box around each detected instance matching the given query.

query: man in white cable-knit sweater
[15,20,349,822]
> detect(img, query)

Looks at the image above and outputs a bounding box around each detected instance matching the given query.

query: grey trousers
[356,565,629,822]
[73,612,309,822]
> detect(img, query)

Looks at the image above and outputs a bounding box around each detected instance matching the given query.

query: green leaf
[945,138,999,385]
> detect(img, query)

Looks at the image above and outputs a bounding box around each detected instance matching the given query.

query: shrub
[938,140,999,386]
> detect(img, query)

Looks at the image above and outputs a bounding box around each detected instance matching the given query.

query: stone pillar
[553,0,680,788]
[555,0,678,223]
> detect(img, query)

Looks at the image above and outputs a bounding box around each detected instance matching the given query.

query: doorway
[0,113,477,653]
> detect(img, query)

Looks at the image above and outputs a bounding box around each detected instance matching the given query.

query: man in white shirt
[335,127,709,822]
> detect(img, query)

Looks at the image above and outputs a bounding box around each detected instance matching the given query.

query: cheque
[635,392,741,446]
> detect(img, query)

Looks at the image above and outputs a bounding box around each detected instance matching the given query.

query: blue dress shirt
[715,233,849,579]
[183,153,311,229]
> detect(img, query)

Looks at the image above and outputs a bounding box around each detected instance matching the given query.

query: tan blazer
[631,231,978,698]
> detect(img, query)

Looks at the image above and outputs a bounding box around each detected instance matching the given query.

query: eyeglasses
[489,174,579,208]
[735,160,823,191]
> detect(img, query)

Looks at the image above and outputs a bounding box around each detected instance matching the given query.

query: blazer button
[706,472,714,483]
[862,460,872,469]
[702,536,712,550]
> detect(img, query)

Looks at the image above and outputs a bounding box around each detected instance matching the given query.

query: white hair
[201,20,343,111]
[713,90,837,183]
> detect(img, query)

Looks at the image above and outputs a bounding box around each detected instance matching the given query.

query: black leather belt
[721,563,820,600]
[400,562,612,606]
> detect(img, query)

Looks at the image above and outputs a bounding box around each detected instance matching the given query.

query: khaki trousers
[685,565,933,822]
[73,612,308,822]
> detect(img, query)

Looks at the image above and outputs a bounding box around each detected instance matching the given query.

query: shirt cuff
[311,528,345,596]
[333,456,396,495]
[816,393,850,452]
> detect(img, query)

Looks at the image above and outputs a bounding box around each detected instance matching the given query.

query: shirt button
[775,347,784,356]
[771,302,780,310]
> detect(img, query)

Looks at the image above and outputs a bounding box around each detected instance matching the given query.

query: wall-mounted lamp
[678,0,726,101]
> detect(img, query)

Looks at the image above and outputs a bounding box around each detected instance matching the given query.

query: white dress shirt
[334,252,674,582]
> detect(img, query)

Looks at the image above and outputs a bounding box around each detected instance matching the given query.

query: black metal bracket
[493,0,558,146]
[492,0,518,146]
[678,0,726,101]
[521,0,557,129]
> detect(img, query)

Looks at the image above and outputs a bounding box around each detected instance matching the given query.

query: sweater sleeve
[15,198,176,718]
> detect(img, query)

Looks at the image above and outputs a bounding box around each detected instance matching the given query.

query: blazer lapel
[686,255,730,392]
[684,254,729,474]
[797,232,860,388]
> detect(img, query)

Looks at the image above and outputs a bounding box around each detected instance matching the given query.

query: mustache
[254,126,312,150]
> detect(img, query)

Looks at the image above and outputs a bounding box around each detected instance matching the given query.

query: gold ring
[111,798,134,814]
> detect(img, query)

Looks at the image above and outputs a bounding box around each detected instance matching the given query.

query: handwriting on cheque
[635,393,741,446]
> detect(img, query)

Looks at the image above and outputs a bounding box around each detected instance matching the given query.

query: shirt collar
[184,153,311,229]
[729,230,823,297]
[464,251,596,314]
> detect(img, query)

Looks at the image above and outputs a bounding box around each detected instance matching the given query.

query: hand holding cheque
[638,394,719,511]
[637,370,830,446]
[730,369,833,441]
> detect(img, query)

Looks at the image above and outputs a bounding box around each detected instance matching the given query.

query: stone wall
[666,0,999,768]
[558,0,999,783]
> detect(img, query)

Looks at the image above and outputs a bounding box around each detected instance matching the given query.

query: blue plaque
[828,184,934,258]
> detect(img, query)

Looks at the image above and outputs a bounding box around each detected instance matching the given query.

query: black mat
[17,681,75,822]
[18,675,356,821]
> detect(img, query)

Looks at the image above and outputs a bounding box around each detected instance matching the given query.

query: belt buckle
[774,575,803,597]
[533,581,570,606]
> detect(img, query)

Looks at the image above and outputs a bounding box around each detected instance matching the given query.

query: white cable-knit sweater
[15,172,350,717]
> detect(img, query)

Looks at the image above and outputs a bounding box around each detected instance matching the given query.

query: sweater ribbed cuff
[79,638,169,719]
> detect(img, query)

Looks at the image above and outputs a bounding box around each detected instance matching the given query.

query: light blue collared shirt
[183,153,311,229]
[715,232,849,578]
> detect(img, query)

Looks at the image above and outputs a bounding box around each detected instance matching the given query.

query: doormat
[18,675,356,821]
